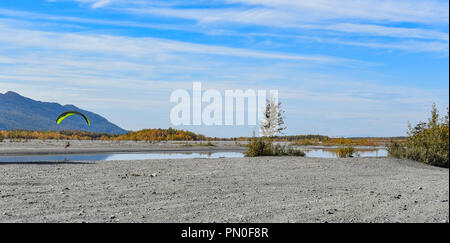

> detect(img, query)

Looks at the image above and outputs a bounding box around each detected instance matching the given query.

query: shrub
[271,144,306,156]
[337,145,355,158]
[0,132,3,142]
[245,138,305,157]
[386,141,406,158]
[387,105,449,168]
[245,138,273,157]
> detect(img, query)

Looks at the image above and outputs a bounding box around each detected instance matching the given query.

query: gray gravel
[0,156,448,223]
[0,140,246,155]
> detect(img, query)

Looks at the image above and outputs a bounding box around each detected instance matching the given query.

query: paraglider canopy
[56,111,90,126]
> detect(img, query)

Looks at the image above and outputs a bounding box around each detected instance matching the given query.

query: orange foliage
[0,128,206,141]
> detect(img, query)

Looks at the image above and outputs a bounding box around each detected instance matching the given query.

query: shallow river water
[0,148,387,163]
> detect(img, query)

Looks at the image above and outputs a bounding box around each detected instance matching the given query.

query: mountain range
[0,91,127,134]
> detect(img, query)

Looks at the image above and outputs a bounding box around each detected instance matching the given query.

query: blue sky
[0,0,448,137]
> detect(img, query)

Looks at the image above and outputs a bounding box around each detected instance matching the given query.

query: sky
[0,0,448,137]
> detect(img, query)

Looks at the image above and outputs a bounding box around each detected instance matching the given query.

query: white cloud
[68,0,112,8]
[91,0,111,8]
[119,1,448,52]
[0,23,352,63]
[1,5,447,53]
[44,0,448,38]
[66,0,449,25]
[121,0,449,28]
[226,0,449,24]
[1,1,448,136]
[326,23,449,41]
[333,39,449,53]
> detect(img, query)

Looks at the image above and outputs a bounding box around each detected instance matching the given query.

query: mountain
[0,91,127,134]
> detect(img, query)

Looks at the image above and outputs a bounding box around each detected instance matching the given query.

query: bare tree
[259,95,286,137]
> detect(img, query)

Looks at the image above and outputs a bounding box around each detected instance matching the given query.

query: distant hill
[0,91,127,134]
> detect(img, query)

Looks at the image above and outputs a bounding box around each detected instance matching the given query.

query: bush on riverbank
[387,104,449,168]
[245,137,305,157]
[337,145,355,158]
[386,141,406,158]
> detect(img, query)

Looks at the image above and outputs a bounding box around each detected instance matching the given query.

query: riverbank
[0,140,247,155]
[0,156,448,223]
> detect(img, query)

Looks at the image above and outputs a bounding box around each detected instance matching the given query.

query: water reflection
[0,154,110,163]
[0,152,244,163]
[304,148,387,158]
[0,149,387,163]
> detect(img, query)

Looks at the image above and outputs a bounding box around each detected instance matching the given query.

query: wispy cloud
[69,0,113,9]
[116,0,449,53]
[1,0,448,136]
[91,0,111,8]
[325,23,449,41]
[2,2,448,54]
[333,39,449,53]
[0,22,355,63]
[69,0,449,25]
[227,0,449,24]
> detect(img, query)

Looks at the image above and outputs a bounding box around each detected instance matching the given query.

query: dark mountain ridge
[0,91,127,134]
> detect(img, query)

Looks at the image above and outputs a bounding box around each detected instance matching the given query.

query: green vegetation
[245,137,305,157]
[245,138,274,157]
[271,144,306,156]
[336,145,356,158]
[386,141,405,158]
[0,132,3,142]
[387,104,449,168]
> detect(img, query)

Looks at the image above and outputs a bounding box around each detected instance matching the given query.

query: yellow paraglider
[56,111,90,126]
